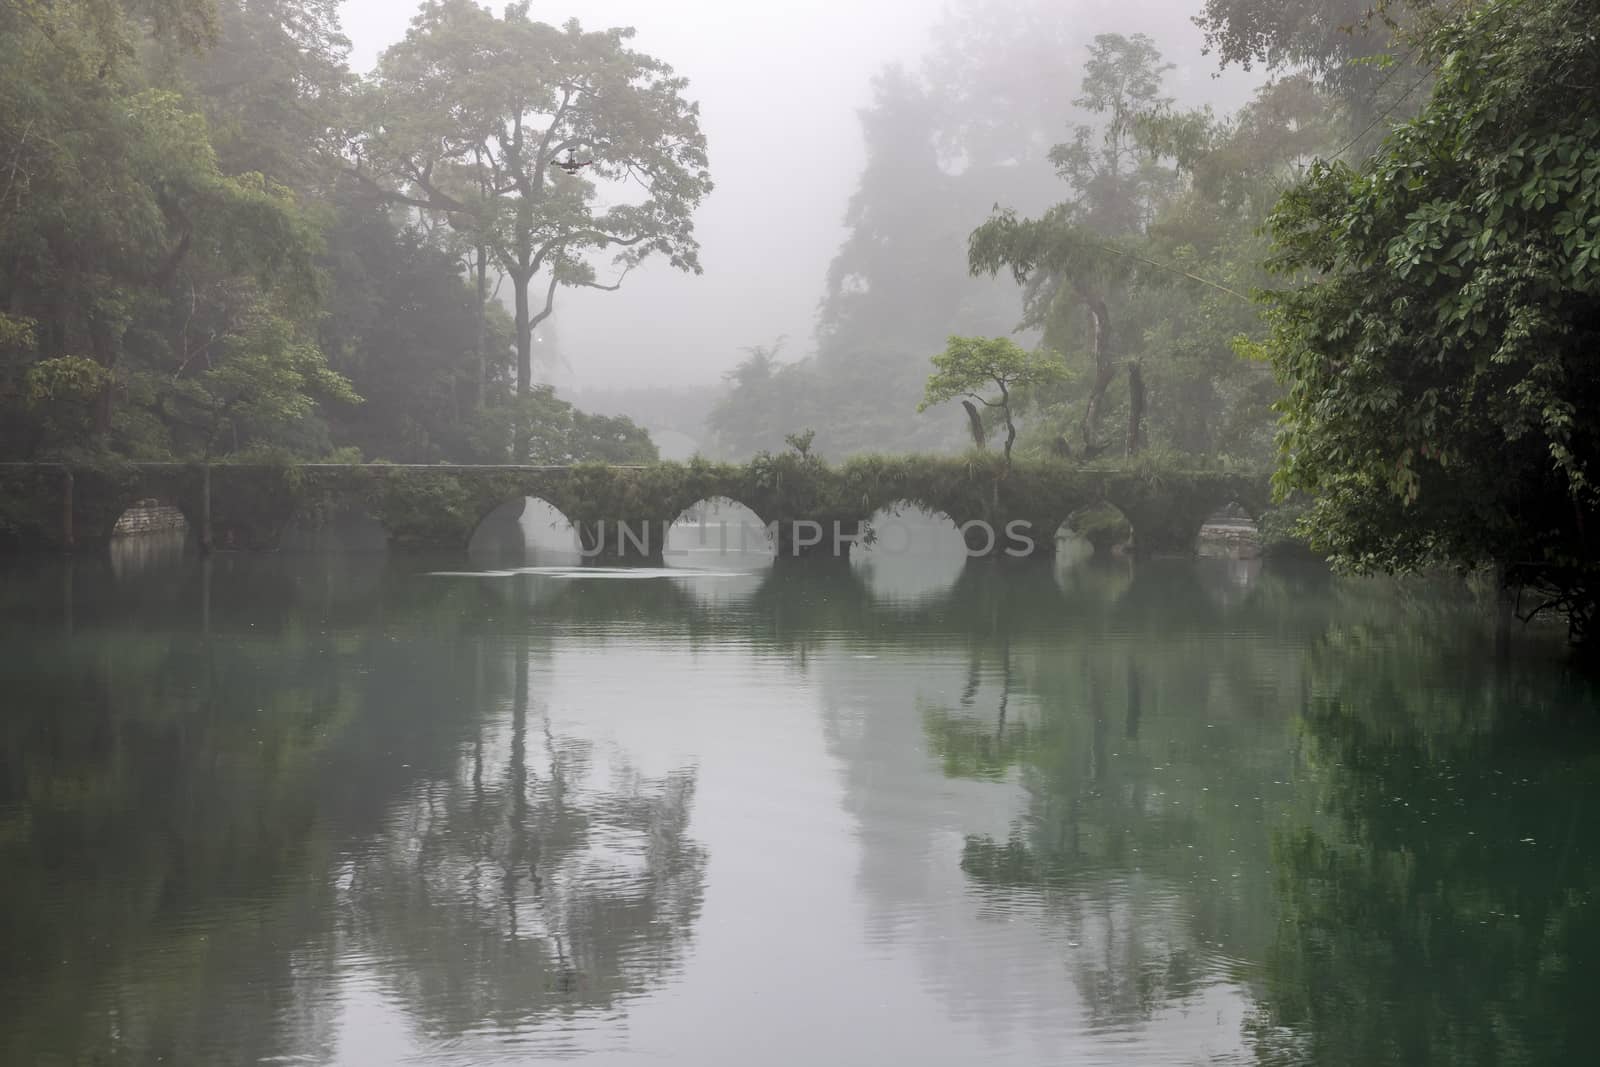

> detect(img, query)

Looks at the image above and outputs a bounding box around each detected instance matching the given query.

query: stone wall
[112,500,188,537]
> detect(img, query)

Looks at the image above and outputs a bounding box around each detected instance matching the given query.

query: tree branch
[528,274,561,331]
[532,90,575,191]
[344,165,446,212]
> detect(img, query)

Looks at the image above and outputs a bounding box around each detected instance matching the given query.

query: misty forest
[2,0,1597,639]
[5,3,1600,1065]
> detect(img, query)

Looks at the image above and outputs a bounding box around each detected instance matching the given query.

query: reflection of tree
[953,645,1290,1030]
[0,564,378,1065]
[0,557,551,1063]
[922,638,1033,781]
[1250,650,1600,1066]
[888,561,1371,1034]
[338,652,708,1036]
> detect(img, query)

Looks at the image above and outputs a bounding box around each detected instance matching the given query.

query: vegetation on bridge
[0,452,1274,562]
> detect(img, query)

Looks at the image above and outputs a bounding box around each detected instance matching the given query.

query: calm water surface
[2,533,1597,1066]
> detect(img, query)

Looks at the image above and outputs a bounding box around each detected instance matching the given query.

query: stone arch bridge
[0,458,1272,561]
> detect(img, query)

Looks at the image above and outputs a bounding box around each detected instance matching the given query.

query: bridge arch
[854,500,968,600]
[104,496,196,574]
[1197,500,1263,559]
[468,495,580,560]
[665,496,775,565]
[108,497,193,539]
[1101,472,1275,558]
[1056,501,1135,558]
[858,501,969,558]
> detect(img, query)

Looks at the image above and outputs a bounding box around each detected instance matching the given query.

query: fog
[339,0,1261,392]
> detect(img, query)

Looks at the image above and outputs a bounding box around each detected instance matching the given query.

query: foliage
[967,36,1329,467]
[353,0,712,402]
[1262,0,1600,644]
[1193,0,1443,118]
[315,188,516,462]
[920,336,1066,463]
[467,386,657,466]
[1,0,662,469]
[968,34,1180,460]
[0,0,353,461]
[706,341,818,458]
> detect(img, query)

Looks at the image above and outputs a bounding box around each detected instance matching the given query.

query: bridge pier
[575,519,672,564]
[1121,503,1212,558]
[199,464,213,555]
[61,468,74,549]
[770,517,864,564]
[954,516,1060,559]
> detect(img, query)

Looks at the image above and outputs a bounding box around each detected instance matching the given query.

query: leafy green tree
[1049,34,1177,237]
[352,0,712,414]
[174,0,351,190]
[1262,0,1600,644]
[706,341,821,459]
[1193,0,1443,122]
[1130,75,1339,461]
[0,0,354,462]
[969,34,1177,459]
[920,336,1065,464]
[315,187,515,461]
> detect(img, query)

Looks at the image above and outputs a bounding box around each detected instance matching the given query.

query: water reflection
[0,555,707,1064]
[340,656,707,1041]
[1250,639,1600,1066]
[0,546,1595,1065]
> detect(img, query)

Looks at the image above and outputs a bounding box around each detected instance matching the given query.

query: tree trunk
[1079,291,1116,455]
[997,381,1015,467]
[513,271,531,397]
[962,400,987,451]
[512,269,532,461]
[1126,361,1146,457]
[473,246,489,412]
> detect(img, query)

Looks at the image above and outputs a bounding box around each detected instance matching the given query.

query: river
[1,529,1596,1066]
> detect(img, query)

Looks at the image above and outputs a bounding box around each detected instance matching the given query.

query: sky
[337,1,1259,391]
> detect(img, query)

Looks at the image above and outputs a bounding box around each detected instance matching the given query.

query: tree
[316,186,515,461]
[352,0,712,420]
[1193,0,1444,120]
[1128,75,1339,461]
[919,336,1065,464]
[706,340,823,459]
[968,34,1177,459]
[467,385,657,466]
[1262,0,1600,645]
[176,0,352,190]
[0,0,354,462]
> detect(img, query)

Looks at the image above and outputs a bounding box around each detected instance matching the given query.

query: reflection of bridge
[0,458,1271,561]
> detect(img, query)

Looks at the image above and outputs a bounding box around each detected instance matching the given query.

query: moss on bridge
[0,456,1276,560]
